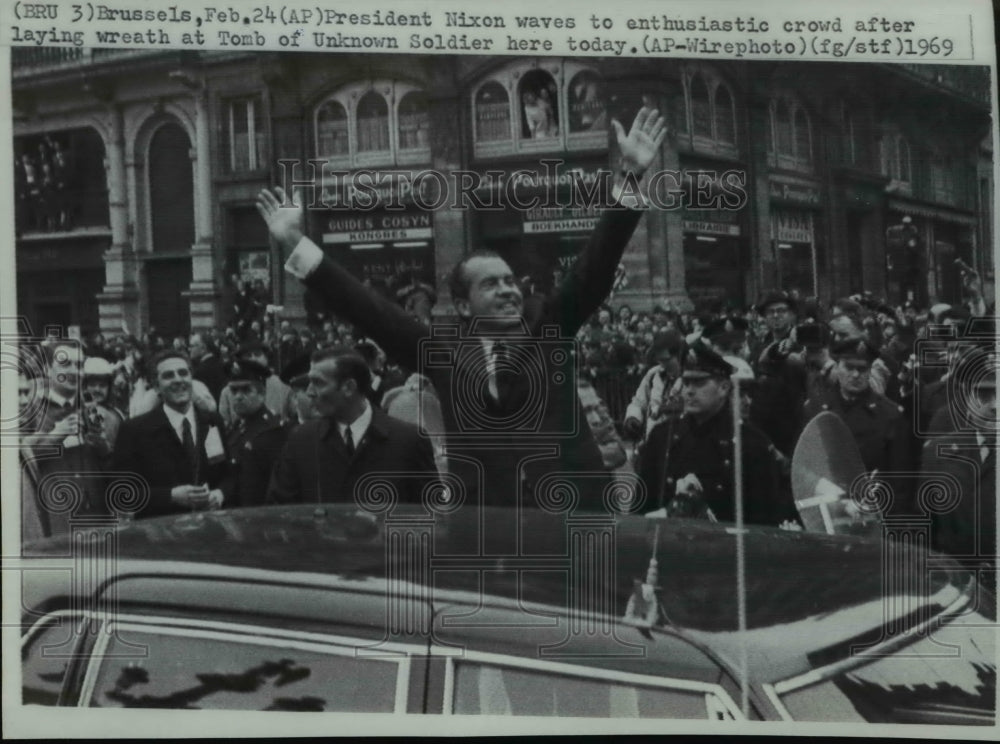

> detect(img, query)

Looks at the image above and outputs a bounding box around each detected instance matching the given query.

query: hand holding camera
[623,416,643,440]
[48,413,80,441]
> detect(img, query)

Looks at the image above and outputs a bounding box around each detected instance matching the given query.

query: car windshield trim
[771,584,976,699]
[431,646,745,720]
[77,616,419,712]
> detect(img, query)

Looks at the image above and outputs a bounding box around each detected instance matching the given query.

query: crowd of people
[16,105,996,588]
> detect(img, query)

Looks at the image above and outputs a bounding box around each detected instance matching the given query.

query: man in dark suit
[112,350,232,518]
[919,347,996,589]
[257,106,666,510]
[268,347,437,505]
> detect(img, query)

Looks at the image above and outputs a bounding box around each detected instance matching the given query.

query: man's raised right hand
[256,186,304,250]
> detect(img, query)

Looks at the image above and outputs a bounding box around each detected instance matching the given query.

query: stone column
[97,104,141,336]
[188,89,219,331]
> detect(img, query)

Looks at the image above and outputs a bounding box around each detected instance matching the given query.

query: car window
[22,616,87,706]
[452,662,713,718]
[778,612,996,724]
[88,627,402,712]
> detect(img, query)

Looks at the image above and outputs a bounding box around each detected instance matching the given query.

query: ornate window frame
[879,130,912,195]
[314,80,430,168]
[471,59,609,159]
[768,94,813,173]
[674,65,740,159]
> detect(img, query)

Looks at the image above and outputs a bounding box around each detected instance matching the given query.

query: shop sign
[681,220,741,237]
[522,204,600,234]
[322,212,433,244]
[769,178,822,207]
[771,211,815,243]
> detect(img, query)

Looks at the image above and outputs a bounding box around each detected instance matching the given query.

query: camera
[81,391,105,434]
[913,317,998,437]
[417,318,579,440]
[794,323,825,349]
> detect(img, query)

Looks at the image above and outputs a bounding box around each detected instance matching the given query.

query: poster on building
[2,0,998,739]
[237,250,271,291]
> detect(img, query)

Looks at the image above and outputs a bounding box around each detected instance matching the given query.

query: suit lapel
[321,417,351,463]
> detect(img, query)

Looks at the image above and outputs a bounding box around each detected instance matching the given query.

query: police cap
[682,339,737,380]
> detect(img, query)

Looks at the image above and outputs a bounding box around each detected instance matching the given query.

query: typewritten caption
[6,1,975,60]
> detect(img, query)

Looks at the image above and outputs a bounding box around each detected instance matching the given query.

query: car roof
[20,504,975,684]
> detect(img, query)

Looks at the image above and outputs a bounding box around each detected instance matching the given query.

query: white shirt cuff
[284,237,324,280]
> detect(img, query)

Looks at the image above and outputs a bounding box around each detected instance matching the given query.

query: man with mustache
[258,107,666,510]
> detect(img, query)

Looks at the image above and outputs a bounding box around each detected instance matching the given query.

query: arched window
[773,100,792,155]
[149,123,194,253]
[518,69,559,140]
[880,132,912,187]
[770,96,813,171]
[794,108,811,162]
[671,82,688,136]
[714,85,735,144]
[567,71,607,133]
[315,82,430,167]
[472,61,605,156]
[316,100,349,158]
[397,91,430,151]
[475,82,511,143]
[690,74,712,139]
[898,137,911,183]
[674,66,740,156]
[356,91,390,153]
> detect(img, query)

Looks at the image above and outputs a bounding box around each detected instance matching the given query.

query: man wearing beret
[637,340,797,526]
[224,356,290,507]
[802,339,912,495]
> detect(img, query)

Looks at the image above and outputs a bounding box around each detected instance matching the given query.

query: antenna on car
[731,374,750,718]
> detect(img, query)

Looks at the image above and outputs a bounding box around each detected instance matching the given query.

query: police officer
[702,315,751,360]
[802,338,912,506]
[224,356,290,507]
[637,340,795,526]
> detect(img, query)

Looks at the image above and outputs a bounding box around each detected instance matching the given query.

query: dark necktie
[493,343,511,405]
[344,426,355,457]
[181,418,197,479]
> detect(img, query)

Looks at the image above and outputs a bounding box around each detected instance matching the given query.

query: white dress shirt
[338,401,373,451]
[163,404,197,445]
